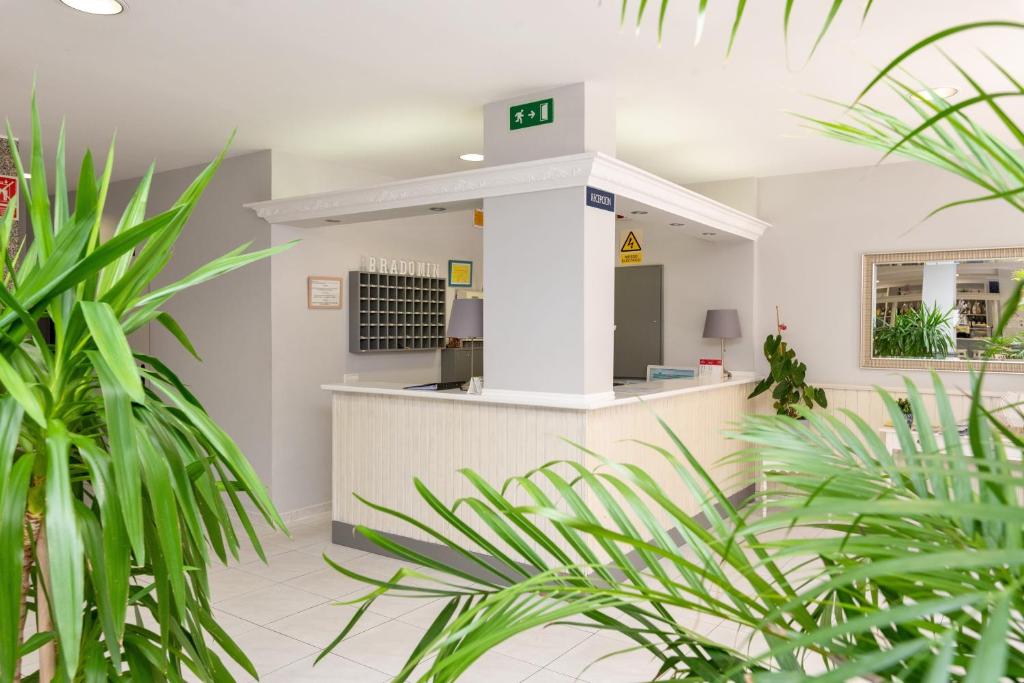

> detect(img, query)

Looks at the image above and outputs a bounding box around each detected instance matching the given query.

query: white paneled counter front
[326,374,768,556]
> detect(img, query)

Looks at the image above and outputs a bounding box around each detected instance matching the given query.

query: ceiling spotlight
[701,231,716,237]
[58,0,125,15]
[669,222,685,227]
[630,210,648,215]
[429,207,447,212]
[459,153,484,162]
[915,86,958,100]
[325,218,341,224]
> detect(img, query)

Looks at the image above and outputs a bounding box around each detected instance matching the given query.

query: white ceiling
[5,0,1023,187]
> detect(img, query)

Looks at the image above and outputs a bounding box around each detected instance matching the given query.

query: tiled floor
[18,514,818,681]
[190,515,764,682]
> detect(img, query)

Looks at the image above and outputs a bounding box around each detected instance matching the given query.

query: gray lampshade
[448,298,483,338]
[702,309,741,339]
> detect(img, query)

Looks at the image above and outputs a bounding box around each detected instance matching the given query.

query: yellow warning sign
[619,229,643,265]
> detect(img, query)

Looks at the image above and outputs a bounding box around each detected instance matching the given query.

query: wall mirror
[862,247,1024,373]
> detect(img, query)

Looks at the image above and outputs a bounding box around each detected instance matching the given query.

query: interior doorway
[614,265,664,379]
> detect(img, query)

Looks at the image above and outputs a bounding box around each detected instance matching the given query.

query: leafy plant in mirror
[873,303,955,359]
[747,310,826,418]
[0,94,292,681]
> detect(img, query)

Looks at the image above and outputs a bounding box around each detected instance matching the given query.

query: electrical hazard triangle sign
[618,229,643,265]
[620,231,641,252]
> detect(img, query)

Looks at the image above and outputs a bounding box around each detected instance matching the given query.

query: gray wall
[104,151,275,487]
[754,159,1022,393]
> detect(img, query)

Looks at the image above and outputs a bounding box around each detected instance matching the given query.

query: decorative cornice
[588,153,769,241]
[246,153,596,225]
[246,152,771,241]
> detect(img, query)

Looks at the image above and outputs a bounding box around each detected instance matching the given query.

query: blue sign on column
[585,186,615,212]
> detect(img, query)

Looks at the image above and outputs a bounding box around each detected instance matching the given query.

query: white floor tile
[261,653,389,682]
[202,626,317,681]
[287,566,368,599]
[207,568,276,602]
[238,550,331,582]
[363,593,441,619]
[216,584,325,625]
[547,634,662,683]
[493,624,593,667]
[524,670,578,683]
[396,597,453,629]
[211,609,260,639]
[267,601,390,649]
[455,650,540,682]
[299,541,370,565]
[332,619,430,676]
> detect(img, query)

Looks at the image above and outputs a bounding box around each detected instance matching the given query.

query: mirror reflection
[872,257,1024,361]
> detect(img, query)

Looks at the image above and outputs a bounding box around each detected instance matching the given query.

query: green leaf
[80,300,144,403]
[0,351,45,427]
[88,352,146,563]
[44,420,85,680]
[964,591,1012,683]
[155,312,201,361]
[0,454,33,683]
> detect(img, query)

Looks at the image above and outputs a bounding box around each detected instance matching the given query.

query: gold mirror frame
[861,246,1024,374]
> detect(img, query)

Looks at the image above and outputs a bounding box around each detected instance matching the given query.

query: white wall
[755,159,1023,393]
[268,210,483,513]
[621,227,757,373]
[104,151,275,486]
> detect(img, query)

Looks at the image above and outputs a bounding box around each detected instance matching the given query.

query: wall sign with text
[586,186,615,212]
[618,228,644,265]
[361,256,441,277]
[307,276,343,309]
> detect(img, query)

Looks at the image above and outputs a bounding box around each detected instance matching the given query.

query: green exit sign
[509,98,554,130]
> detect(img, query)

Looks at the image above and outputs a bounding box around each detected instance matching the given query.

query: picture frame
[307,276,343,309]
[448,259,473,288]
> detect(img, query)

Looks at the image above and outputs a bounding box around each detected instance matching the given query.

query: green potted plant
[897,397,914,428]
[0,96,291,682]
[747,308,827,418]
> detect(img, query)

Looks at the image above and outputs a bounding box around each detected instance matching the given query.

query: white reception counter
[325,373,767,556]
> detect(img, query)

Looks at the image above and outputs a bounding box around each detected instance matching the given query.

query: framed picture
[307,276,343,309]
[448,259,473,288]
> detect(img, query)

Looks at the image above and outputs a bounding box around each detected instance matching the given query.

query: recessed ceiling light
[58,0,125,15]
[669,222,685,227]
[702,231,716,237]
[630,210,648,215]
[915,86,958,100]
[459,153,484,162]
[429,207,447,212]
[325,218,341,224]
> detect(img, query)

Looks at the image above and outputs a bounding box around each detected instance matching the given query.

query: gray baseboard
[331,484,756,583]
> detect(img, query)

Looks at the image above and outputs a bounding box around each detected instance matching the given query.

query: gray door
[614,265,663,379]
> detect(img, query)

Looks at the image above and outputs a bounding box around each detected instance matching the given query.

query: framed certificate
[307,276,343,309]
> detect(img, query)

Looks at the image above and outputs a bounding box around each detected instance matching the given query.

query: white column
[481,83,617,404]
[922,261,957,351]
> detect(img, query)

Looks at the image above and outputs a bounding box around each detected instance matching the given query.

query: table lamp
[447,298,483,392]
[702,309,741,379]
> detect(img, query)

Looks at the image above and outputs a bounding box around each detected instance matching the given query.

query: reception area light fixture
[58,0,125,14]
[915,86,958,100]
[459,153,484,162]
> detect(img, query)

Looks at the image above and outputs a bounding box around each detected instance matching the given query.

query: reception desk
[325,373,766,557]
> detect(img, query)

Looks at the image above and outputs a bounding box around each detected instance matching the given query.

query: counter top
[322,372,759,411]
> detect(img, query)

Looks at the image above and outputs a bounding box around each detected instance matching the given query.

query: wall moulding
[245,153,770,241]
